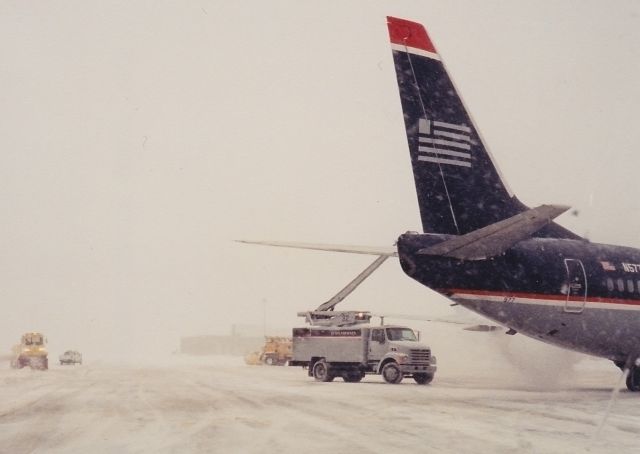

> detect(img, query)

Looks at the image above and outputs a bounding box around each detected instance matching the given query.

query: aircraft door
[564,259,587,313]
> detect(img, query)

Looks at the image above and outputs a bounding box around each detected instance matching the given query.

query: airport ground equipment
[59,350,83,365]
[291,311,436,384]
[244,336,292,366]
[10,332,48,370]
[290,247,434,383]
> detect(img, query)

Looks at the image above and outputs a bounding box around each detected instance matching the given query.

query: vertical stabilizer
[387,17,578,239]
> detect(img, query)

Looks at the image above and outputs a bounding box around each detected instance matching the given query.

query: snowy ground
[1,351,639,454]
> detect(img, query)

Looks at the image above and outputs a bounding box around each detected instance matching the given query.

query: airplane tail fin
[387,17,578,239]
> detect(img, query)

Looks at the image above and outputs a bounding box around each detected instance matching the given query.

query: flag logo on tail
[418,118,472,167]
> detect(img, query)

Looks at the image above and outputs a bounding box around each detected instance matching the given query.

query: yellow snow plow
[244,336,292,366]
[11,332,48,370]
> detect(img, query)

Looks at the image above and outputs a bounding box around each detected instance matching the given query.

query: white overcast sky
[1,1,639,359]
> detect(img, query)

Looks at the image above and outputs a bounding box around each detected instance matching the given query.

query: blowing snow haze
[1,1,639,363]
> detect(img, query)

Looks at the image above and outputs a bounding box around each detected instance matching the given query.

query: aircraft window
[628,280,635,293]
[607,278,614,291]
[617,278,624,292]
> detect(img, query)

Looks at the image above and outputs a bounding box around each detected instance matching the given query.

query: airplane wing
[236,240,397,257]
[237,240,397,312]
[417,204,570,260]
[376,312,503,332]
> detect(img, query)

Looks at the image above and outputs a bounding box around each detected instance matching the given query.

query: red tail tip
[387,16,436,54]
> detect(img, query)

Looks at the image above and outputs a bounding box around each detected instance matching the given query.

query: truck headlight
[431,355,437,365]
[396,353,409,364]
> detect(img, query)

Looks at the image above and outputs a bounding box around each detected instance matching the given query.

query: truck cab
[367,325,435,384]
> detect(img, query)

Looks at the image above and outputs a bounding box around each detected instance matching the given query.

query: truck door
[368,328,387,361]
[564,258,587,313]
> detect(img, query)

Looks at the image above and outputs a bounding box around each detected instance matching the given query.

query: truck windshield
[385,328,417,342]
[24,335,43,345]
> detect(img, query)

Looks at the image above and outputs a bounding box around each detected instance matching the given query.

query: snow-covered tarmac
[1,352,639,454]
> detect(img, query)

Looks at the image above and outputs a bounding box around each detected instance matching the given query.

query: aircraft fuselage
[398,232,640,363]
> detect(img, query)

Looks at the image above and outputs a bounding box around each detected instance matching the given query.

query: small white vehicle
[59,350,82,365]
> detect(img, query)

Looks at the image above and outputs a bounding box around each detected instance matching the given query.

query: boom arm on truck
[316,255,389,312]
[298,255,388,327]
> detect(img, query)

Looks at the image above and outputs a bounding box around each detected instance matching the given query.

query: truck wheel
[626,366,640,391]
[343,371,364,383]
[312,359,332,382]
[413,373,434,385]
[381,362,403,384]
[265,356,275,366]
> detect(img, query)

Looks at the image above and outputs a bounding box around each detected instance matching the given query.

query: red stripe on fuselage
[387,16,436,53]
[440,288,640,306]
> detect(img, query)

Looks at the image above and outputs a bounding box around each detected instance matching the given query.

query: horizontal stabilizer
[417,204,570,260]
[236,240,397,257]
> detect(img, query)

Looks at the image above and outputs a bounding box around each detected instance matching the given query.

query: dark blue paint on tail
[387,17,578,239]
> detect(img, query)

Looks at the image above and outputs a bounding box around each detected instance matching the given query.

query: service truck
[10,332,48,370]
[290,311,436,384]
[59,350,82,365]
[244,336,292,366]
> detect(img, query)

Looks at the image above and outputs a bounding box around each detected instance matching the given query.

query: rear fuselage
[398,232,640,363]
